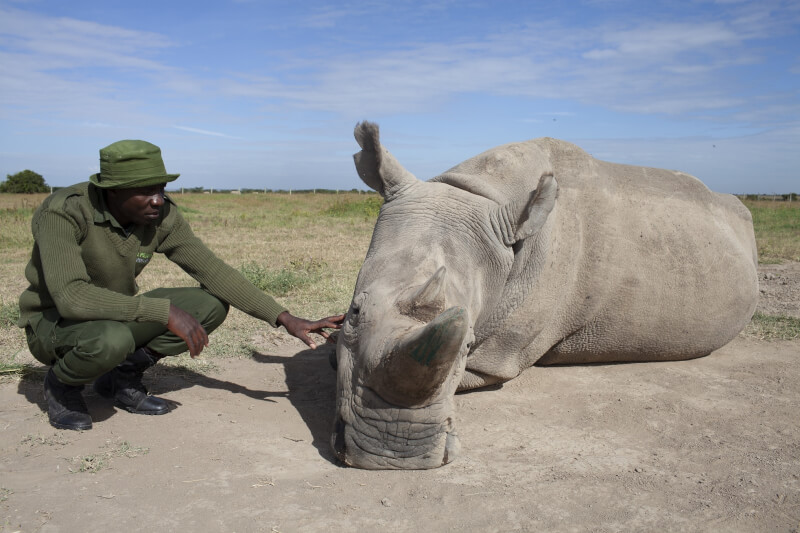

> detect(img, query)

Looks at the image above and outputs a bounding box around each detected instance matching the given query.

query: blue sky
[1,0,798,193]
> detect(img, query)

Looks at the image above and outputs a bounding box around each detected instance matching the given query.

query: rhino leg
[458,368,505,391]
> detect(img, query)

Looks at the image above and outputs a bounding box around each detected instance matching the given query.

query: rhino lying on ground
[332,122,758,470]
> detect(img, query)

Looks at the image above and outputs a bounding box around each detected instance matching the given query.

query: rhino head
[331,122,557,469]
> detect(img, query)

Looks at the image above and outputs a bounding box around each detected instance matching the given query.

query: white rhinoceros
[332,121,758,470]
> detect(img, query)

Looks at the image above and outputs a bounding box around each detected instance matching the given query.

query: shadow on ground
[250,344,340,465]
[14,349,327,424]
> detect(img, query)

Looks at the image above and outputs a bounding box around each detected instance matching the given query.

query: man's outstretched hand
[277,311,345,350]
[167,304,209,358]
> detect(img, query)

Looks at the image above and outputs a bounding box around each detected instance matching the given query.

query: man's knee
[81,321,137,363]
[203,296,229,334]
[52,321,135,384]
[144,287,229,333]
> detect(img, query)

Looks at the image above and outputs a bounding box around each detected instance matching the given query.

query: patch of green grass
[156,353,222,372]
[743,200,800,263]
[70,454,109,473]
[324,196,383,219]
[0,206,34,219]
[0,487,11,502]
[177,204,201,214]
[115,441,150,458]
[743,312,800,341]
[0,338,44,381]
[69,440,150,474]
[0,207,35,249]
[0,299,20,328]
[20,432,69,448]
[239,257,326,296]
[0,362,42,378]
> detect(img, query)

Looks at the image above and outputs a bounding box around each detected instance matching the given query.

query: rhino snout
[331,386,460,469]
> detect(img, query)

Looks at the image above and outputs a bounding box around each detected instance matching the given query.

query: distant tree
[0,170,49,193]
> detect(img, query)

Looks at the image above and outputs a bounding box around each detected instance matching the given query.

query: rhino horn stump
[369,306,468,408]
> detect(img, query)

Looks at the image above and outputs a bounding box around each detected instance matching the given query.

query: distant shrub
[1,170,49,193]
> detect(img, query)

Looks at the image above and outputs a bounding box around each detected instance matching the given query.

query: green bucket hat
[89,140,180,189]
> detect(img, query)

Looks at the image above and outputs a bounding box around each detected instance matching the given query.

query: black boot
[94,347,170,415]
[44,368,92,431]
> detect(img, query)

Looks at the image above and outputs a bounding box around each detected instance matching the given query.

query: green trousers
[25,288,229,385]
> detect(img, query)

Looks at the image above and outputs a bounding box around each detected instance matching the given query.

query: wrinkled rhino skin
[332,122,758,470]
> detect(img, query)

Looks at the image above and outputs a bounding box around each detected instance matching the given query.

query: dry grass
[133,192,378,358]
[67,439,150,473]
[741,199,800,264]
[0,191,378,373]
[743,312,800,341]
[0,191,796,376]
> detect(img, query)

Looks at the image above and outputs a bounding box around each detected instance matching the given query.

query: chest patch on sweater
[136,252,153,265]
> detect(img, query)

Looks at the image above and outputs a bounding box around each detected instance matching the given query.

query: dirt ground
[1,265,798,533]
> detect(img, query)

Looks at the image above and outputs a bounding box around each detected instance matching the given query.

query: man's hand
[167,304,209,358]
[277,311,345,350]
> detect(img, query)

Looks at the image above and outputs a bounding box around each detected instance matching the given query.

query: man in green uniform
[18,140,344,431]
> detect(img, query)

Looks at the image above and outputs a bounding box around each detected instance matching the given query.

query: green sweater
[19,182,286,330]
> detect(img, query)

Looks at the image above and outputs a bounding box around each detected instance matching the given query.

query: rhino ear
[353,121,418,201]
[514,174,558,242]
[493,174,558,245]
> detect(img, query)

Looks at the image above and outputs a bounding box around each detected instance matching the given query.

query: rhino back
[458,139,758,382]
[431,138,558,203]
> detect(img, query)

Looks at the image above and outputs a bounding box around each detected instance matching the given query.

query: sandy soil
[1,266,798,533]
[757,261,800,318]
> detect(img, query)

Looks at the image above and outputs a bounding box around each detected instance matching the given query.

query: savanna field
[1,192,798,375]
[1,190,799,533]
[0,191,382,375]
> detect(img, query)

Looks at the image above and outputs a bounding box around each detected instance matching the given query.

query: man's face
[105,184,167,227]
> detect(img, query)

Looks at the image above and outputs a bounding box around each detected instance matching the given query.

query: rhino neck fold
[473,212,555,348]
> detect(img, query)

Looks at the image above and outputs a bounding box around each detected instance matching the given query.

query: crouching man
[18,140,344,430]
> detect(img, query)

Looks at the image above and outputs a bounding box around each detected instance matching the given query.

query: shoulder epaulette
[46,182,89,211]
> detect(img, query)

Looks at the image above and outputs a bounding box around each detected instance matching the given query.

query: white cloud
[2,3,795,123]
[1,1,797,193]
[196,8,793,120]
[173,125,243,139]
[592,22,741,58]
[0,7,172,70]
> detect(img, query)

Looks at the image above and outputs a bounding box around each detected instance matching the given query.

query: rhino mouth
[331,292,470,469]
[332,385,460,470]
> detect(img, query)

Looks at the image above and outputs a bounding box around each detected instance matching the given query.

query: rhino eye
[347,293,367,326]
[347,303,361,327]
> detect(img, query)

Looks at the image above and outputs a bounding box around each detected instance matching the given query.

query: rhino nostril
[332,418,346,459]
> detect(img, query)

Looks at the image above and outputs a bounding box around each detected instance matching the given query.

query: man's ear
[104,188,118,204]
